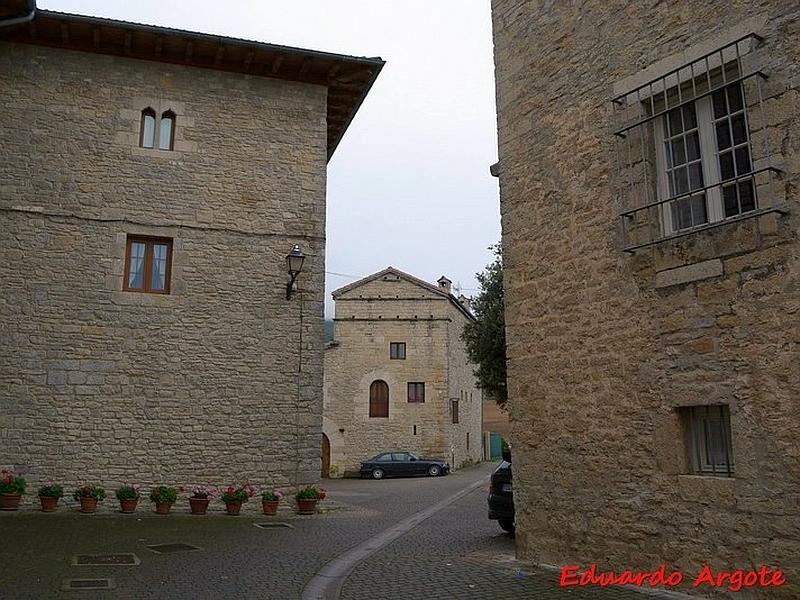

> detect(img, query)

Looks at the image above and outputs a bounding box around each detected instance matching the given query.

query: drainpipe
[0,0,36,29]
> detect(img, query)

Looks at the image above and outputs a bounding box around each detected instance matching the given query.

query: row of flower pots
[1,470,325,516]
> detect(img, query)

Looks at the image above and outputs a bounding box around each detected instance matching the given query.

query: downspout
[0,0,36,28]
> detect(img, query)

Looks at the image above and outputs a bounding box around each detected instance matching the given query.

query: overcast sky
[41,0,501,316]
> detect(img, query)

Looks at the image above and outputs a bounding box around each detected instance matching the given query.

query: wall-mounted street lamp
[286,244,305,299]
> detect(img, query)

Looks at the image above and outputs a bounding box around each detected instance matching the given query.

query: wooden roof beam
[270,54,283,74]
[214,45,225,65]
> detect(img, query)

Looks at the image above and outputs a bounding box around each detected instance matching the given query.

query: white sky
[40,1,501,316]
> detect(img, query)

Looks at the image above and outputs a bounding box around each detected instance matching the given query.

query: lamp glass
[286,245,305,275]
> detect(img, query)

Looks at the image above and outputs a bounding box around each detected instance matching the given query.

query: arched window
[159,110,175,150]
[369,380,389,418]
[139,108,156,148]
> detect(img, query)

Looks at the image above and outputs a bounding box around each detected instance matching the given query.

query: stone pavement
[0,463,683,599]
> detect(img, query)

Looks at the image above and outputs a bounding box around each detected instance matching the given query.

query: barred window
[613,34,784,251]
[680,405,734,477]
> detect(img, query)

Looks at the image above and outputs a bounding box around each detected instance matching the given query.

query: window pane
[128,242,146,288]
[682,104,697,130]
[739,180,755,212]
[671,138,686,165]
[715,121,731,150]
[688,163,704,190]
[735,146,751,175]
[723,185,738,217]
[731,114,747,145]
[151,243,168,290]
[727,84,743,113]
[712,90,727,119]
[704,419,727,467]
[159,116,173,150]
[719,151,735,180]
[674,166,689,194]
[668,109,682,135]
[664,141,673,168]
[686,132,701,161]
[141,113,155,148]
[691,195,708,225]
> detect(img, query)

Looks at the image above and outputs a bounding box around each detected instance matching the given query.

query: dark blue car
[360,451,450,479]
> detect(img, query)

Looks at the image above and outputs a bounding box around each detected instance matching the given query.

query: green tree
[462,244,507,408]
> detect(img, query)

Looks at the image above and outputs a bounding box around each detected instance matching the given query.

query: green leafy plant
[73,484,106,501]
[1,470,27,495]
[295,486,320,501]
[149,486,178,504]
[261,490,283,502]
[221,483,256,504]
[37,482,63,498]
[115,485,139,501]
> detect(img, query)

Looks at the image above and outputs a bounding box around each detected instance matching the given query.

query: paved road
[0,463,680,599]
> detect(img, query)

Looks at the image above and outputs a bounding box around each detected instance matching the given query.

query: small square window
[124,236,173,294]
[407,382,425,403]
[680,404,734,477]
[390,342,406,360]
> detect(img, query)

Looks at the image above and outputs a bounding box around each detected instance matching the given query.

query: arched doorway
[321,433,331,478]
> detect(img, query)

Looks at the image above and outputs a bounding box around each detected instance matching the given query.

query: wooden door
[321,433,331,478]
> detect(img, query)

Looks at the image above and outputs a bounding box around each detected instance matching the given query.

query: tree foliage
[462,244,507,408]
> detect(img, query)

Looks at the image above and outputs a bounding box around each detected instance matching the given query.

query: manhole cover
[62,578,115,590]
[72,554,140,566]
[254,522,294,529]
[146,543,202,554]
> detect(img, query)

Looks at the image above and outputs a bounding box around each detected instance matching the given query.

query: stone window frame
[407,382,425,403]
[389,342,406,360]
[679,404,734,477]
[117,98,196,159]
[612,17,785,253]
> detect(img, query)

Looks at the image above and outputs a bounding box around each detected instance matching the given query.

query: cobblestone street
[1,463,679,599]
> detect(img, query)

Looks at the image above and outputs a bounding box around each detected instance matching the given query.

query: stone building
[492,1,799,596]
[323,267,482,475]
[0,8,382,499]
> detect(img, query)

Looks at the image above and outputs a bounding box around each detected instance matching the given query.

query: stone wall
[0,42,328,500]
[323,271,482,473]
[492,1,799,596]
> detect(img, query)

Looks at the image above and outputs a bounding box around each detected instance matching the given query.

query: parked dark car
[360,451,450,479]
[488,449,514,533]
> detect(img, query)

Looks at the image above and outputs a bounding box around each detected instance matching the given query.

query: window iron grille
[612,34,785,252]
[682,404,734,477]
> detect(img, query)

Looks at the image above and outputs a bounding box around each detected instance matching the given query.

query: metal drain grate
[72,553,140,566]
[254,522,294,529]
[146,543,202,554]
[62,578,115,590]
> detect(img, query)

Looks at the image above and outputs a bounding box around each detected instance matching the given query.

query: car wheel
[372,468,384,480]
[498,519,515,535]
[427,465,441,477]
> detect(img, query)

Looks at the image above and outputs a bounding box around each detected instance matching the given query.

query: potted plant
[149,486,178,514]
[73,484,106,513]
[261,490,283,515]
[188,486,215,515]
[220,483,255,515]
[0,469,26,511]
[115,485,140,513]
[296,485,321,515]
[37,482,63,512]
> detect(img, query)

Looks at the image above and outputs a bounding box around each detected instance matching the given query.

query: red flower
[227,486,235,494]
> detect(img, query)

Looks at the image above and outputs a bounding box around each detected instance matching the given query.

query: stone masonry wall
[492,1,799,596]
[0,42,328,501]
[323,273,481,473]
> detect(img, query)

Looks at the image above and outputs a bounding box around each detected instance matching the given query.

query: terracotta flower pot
[154,501,172,515]
[40,496,59,512]
[119,498,138,513]
[297,499,318,515]
[189,498,209,515]
[0,493,22,511]
[79,497,98,513]
[262,500,279,516]
[225,501,242,516]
